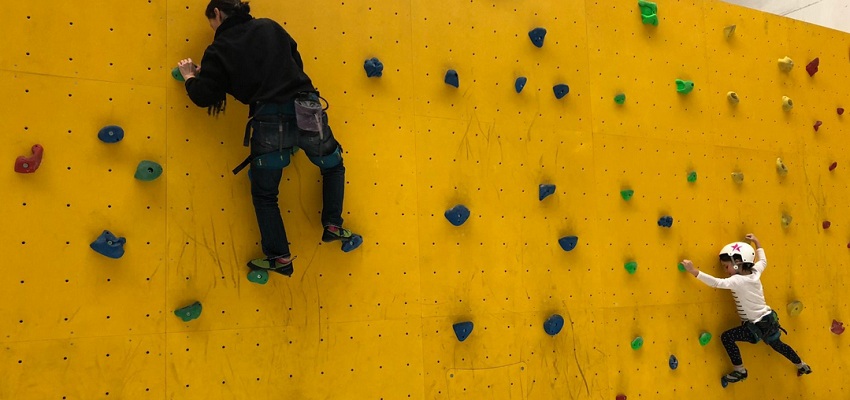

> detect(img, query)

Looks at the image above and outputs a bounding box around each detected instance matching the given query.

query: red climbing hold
[806,58,820,76]
[830,162,838,171]
[14,144,43,173]
[823,221,831,230]
[616,395,627,400]
[838,108,845,115]
[814,121,823,131]
[832,320,845,335]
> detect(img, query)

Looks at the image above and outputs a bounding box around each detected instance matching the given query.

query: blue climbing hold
[669,355,679,370]
[539,184,556,201]
[444,205,470,226]
[657,216,673,228]
[453,321,474,342]
[553,84,570,99]
[342,234,364,252]
[544,314,565,336]
[515,77,527,93]
[364,57,383,78]
[90,230,126,259]
[528,27,547,48]
[98,125,124,143]
[445,69,459,88]
[558,236,578,252]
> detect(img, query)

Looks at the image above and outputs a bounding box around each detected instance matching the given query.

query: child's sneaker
[247,256,294,277]
[723,370,748,383]
[322,225,356,242]
[797,364,812,376]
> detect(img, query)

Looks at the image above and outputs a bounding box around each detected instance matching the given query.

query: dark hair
[719,254,754,271]
[205,0,250,19]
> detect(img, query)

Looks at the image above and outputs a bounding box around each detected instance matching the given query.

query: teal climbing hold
[171,66,185,82]
[638,0,658,25]
[677,262,686,272]
[174,301,202,322]
[134,160,163,181]
[676,79,694,94]
[687,171,697,183]
[620,189,634,201]
[453,321,474,342]
[699,332,712,346]
[247,269,269,285]
[624,261,638,274]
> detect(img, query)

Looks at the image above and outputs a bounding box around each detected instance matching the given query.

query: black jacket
[185,14,314,114]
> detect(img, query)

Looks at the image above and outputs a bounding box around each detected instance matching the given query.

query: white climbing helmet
[719,242,755,264]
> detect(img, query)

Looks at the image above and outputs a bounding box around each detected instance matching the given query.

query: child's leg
[721,325,756,367]
[766,338,802,364]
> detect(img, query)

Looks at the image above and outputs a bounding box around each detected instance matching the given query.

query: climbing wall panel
[2,0,850,399]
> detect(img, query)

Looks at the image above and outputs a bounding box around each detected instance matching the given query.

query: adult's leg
[296,114,345,228]
[249,166,291,258]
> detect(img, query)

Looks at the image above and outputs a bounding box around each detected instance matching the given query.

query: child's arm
[746,233,767,272]
[681,260,740,289]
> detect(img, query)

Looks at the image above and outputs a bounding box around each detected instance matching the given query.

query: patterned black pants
[721,324,802,366]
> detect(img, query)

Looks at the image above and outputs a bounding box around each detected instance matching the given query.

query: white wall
[721,0,850,33]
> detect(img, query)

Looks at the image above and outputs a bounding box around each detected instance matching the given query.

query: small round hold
[829,162,838,171]
[782,96,793,111]
[543,314,565,336]
[726,91,739,104]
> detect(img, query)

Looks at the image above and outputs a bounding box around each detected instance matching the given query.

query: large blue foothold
[98,125,124,143]
[539,184,556,201]
[444,205,470,226]
[515,77,528,93]
[528,27,547,48]
[657,216,673,228]
[669,355,679,370]
[544,314,565,336]
[445,69,459,88]
[558,236,578,252]
[453,321,474,342]
[364,57,383,78]
[90,230,126,259]
[553,84,570,99]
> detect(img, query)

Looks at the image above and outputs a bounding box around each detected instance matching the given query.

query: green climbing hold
[620,189,634,201]
[171,66,185,82]
[624,261,638,274]
[677,262,686,272]
[247,269,269,285]
[615,93,626,104]
[637,1,658,26]
[676,79,694,94]
[699,332,712,346]
[631,336,644,350]
[174,301,202,322]
[687,171,697,183]
[135,160,163,181]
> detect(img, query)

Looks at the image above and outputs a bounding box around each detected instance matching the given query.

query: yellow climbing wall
[1,0,848,398]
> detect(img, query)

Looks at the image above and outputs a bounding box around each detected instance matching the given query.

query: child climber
[681,233,812,384]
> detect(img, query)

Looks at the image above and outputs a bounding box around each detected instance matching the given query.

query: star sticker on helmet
[732,244,741,252]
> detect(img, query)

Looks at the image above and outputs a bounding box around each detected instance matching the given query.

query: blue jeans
[248,109,345,258]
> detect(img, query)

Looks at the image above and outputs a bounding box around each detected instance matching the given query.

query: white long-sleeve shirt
[696,248,772,323]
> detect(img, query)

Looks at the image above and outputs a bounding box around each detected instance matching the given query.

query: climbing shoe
[723,370,748,383]
[247,256,294,277]
[797,364,812,376]
[322,225,356,242]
